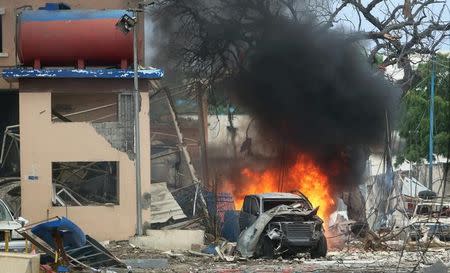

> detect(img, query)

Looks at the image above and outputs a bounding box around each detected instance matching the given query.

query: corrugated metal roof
[150,182,186,224]
[401,177,429,197]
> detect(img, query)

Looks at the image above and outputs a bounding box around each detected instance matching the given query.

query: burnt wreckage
[237,193,327,258]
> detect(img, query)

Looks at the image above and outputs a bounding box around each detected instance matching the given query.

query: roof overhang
[2,68,164,82]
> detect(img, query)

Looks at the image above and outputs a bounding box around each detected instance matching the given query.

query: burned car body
[408,196,450,243]
[238,192,327,258]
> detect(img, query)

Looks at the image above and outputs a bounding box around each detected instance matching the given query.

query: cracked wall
[51,91,136,159]
[92,93,136,159]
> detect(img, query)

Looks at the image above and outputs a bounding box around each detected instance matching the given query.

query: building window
[51,93,119,123]
[52,161,119,206]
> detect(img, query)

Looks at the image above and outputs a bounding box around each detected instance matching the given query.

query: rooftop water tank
[18,9,133,68]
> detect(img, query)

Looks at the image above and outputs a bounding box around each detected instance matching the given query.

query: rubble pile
[104,241,450,273]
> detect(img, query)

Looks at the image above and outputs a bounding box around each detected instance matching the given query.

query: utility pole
[116,3,155,237]
[197,85,209,188]
[429,55,436,190]
[133,10,143,236]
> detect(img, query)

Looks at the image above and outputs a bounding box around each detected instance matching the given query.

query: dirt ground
[105,240,450,273]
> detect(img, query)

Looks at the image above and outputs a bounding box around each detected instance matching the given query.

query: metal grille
[118,93,134,153]
[285,223,314,239]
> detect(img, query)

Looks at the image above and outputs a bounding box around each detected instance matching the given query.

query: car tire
[256,236,274,258]
[418,190,437,200]
[311,234,327,258]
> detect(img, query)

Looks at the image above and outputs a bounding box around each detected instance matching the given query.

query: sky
[334,0,450,52]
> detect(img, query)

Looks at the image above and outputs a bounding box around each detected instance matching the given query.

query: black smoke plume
[227,21,399,191]
[151,0,400,193]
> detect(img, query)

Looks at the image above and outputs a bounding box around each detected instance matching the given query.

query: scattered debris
[17,217,127,272]
[162,250,184,258]
[103,240,450,272]
[0,125,20,177]
[123,258,169,269]
[162,87,210,219]
[52,161,119,206]
[150,182,187,225]
[422,260,447,273]
[187,250,214,257]
[0,197,27,251]
[0,178,21,217]
[214,244,235,262]
[160,218,203,230]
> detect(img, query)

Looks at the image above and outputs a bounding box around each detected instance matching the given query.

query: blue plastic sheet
[221,210,240,242]
[31,217,86,249]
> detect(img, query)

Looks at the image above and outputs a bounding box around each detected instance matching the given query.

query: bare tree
[152,0,449,94]
[325,0,449,93]
[152,0,321,85]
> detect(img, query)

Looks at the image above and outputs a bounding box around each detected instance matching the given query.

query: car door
[239,196,252,232]
[248,197,260,226]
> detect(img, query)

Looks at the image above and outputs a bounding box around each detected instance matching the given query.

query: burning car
[237,192,327,258]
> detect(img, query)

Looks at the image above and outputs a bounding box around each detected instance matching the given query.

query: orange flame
[221,154,335,225]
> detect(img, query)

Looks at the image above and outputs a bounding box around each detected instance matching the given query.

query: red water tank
[18,10,133,69]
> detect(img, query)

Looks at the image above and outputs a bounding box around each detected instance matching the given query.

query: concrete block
[0,252,40,273]
[130,230,205,251]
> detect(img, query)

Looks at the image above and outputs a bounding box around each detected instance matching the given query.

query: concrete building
[6,75,161,241]
[0,1,163,241]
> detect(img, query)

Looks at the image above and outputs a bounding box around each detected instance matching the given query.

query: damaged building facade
[0,1,164,241]
[8,75,161,241]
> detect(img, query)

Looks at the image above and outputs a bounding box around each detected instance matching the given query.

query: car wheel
[256,236,274,258]
[418,190,437,200]
[311,234,327,258]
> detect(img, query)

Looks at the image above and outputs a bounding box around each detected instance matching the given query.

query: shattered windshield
[0,201,13,221]
[263,199,311,212]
